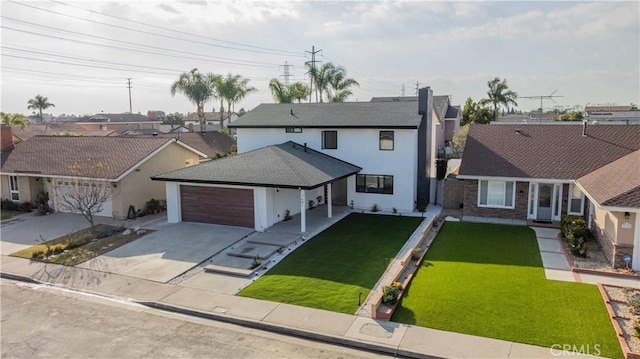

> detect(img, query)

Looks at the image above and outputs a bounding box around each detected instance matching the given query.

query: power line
[305,46,322,103]
[49,0,302,56]
[7,1,303,57]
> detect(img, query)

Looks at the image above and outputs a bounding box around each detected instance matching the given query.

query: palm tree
[0,112,28,128]
[269,79,292,103]
[289,82,310,103]
[327,66,359,103]
[206,73,224,129]
[478,77,518,121]
[170,68,213,132]
[27,94,55,123]
[217,74,256,128]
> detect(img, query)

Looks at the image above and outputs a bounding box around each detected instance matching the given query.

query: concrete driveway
[77,222,253,283]
[0,212,113,255]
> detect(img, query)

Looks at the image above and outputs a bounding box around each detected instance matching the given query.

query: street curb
[0,272,40,284]
[138,301,442,359]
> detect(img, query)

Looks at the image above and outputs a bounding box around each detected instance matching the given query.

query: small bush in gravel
[382,285,401,305]
[629,292,640,315]
[411,248,422,260]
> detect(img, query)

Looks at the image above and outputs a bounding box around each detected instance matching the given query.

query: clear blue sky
[1,0,638,116]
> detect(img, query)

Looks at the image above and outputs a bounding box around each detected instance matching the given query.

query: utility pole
[414,81,420,96]
[126,78,132,113]
[401,84,405,97]
[305,45,322,103]
[279,61,294,85]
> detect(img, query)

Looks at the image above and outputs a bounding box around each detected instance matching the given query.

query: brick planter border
[597,283,640,359]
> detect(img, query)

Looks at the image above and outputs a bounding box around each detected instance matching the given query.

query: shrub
[250,255,261,270]
[382,285,401,305]
[145,198,162,214]
[411,248,422,260]
[569,237,587,258]
[629,292,640,315]
[561,215,592,242]
[95,226,125,239]
[31,250,44,259]
[1,199,33,212]
[371,204,379,212]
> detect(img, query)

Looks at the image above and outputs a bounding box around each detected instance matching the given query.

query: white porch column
[300,189,306,233]
[327,183,333,218]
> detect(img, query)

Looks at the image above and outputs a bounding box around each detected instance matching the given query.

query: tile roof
[152,132,236,158]
[185,112,232,123]
[577,150,640,208]
[1,136,176,179]
[585,105,633,113]
[458,124,640,180]
[229,102,423,129]
[153,141,361,189]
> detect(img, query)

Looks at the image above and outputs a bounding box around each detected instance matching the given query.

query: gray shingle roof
[152,141,361,189]
[370,95,451,121]
[229,102,422,129]
[458,124,640,180]
[445,105,460,119]
[79,113,160,123]
[1,136,176,179]
[577,150,640,208]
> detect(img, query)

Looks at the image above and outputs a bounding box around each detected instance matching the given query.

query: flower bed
[599,284,640,359]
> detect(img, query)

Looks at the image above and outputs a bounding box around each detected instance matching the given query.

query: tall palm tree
[170,68,213,132]
[27,94,55,123]
[289,82,310,103]
[269,79,292,103]
[206,73,224,129]
[217,74,256,129]
[478,77,518,121]
[327,66,359,103]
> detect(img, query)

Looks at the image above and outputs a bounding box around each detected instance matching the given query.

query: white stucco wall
[236,128,418,212]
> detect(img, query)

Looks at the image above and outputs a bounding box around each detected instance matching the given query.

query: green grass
[238,213,423,314]
[11,224,149,266]
[392,222,623,359]
[0,210,22,221]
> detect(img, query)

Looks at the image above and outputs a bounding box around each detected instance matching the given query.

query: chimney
[188,123,193,133]
[582,120,587,137]
[418,87,432,115]
[1,124,14,152]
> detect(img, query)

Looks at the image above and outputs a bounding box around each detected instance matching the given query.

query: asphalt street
[0,279,388,359]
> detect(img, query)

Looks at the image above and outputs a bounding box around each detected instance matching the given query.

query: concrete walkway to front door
[531,227,640,288]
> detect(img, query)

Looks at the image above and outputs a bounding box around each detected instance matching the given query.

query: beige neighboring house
[76,113,162,133]
[0,125,205,219]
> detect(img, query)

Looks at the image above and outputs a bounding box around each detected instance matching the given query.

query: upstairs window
[379,131,394,150]
[322,131,338,149]
[285,127,302,133]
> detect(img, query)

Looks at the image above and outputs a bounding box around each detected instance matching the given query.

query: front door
[537,184,553,221]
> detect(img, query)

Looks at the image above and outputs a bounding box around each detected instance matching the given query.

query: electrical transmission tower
[414,81,421,95]
[279,61,294,85]
[305,45,322,103]
[126,78,133,113]
[520,90,564,123]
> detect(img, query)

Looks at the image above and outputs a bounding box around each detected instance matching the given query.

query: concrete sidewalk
[531,227,640,289]
[1,254,599,359]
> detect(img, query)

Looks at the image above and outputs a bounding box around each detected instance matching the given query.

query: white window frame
[9,175,19,202]
[568,183,585,215]
[478,180,515,209]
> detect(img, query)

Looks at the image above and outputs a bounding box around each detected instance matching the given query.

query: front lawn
[392,222,622,359]
[0,210,22,221]
[11,224,150,266]
[238,213,423,314]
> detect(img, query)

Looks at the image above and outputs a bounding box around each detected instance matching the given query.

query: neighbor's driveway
[76,222,253,283]
[0,212,113,255]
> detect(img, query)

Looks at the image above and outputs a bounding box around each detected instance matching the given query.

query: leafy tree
[289,82,310,103]
[216,74,256,129]
[478,77,518,121]
[554,111,584,121]
[631,103,638,111]
[0,112,28,128]
[237,108,246,117]
[451,124,470,158]
[170,68,213,132]
[268,79,292,103]
[27,94,55,123]
[162,113,185,128]
[461,97,492,125]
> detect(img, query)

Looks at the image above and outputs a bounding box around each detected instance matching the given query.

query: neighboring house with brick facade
[0,126,205,220]
[457,124,640,270]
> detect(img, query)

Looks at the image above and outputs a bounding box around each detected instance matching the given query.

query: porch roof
[152,141,362,189]
[577,149,640,208]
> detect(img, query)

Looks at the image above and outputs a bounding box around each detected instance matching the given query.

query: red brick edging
[597,283,640,359]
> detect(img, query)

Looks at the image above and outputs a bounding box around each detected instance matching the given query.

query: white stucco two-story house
[153,87,458,233]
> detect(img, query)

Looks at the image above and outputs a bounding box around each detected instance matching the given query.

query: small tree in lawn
[55,161,112,226]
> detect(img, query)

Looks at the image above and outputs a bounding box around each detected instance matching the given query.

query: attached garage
[180,186,254,228]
